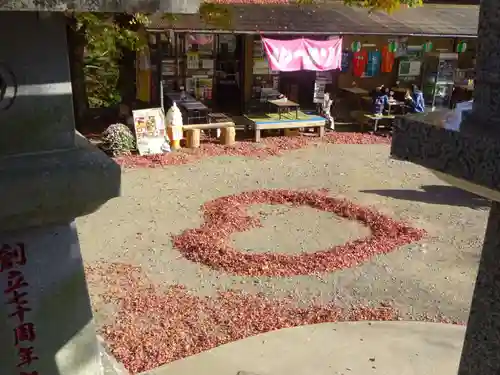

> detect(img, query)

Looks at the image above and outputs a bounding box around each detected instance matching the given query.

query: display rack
[184,33,215,105]
[251,37,280,103]
[159,32,183,94]
[421,52,458,109]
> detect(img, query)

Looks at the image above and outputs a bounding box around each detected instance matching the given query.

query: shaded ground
[79,142,487,373]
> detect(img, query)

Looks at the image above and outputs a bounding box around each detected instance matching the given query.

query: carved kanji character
[0,243,26,272]
[6,290,32,324]
[17,346,38,367]
[4,270,29,294]
[14,323,36,345]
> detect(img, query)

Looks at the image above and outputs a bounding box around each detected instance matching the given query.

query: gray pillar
[0,12,120,375]
[458,0,500,374]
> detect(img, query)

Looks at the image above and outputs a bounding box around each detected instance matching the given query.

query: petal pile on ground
[172,189,426,276]
[86,262,399,374]
[113,132,390,168]
[85,262,463,374]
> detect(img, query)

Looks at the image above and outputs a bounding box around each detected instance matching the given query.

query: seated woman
[405,84,425,113]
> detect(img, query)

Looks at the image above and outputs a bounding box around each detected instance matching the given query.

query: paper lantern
[388,40,398,53]
[456,41,467,53]
[351,41,361,52]
[423,41,433,52]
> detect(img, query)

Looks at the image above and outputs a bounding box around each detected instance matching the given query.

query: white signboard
[132,108,167,156]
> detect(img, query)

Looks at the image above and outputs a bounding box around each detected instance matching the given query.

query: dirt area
[231,204,371,254]
[78,142,489,372]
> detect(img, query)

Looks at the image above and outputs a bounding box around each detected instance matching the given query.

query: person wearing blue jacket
[406,84,425,113]
[372,86,389,115]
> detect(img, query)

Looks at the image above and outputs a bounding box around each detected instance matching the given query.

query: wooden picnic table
[342,87,369,95]
[387,100,406,115]
[268,99,300,120]
[364,114,395,132]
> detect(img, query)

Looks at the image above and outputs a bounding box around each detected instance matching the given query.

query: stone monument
[391,0,500,374]
[0,2,199,375]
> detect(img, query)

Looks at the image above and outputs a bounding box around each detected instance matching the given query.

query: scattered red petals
[113,132,390,169]
[324,131,391,145]
[85,262,400,374]
[172,189,425,276]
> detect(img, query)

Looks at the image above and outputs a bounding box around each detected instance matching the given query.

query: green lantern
[456,41,467,53]
[388,40,398,53]
[351,41,361,53]
[423,41,433,52]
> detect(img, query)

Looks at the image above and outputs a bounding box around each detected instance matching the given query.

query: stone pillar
[458,1,500,374]
[0,12,120,375]
[464,0,500,132]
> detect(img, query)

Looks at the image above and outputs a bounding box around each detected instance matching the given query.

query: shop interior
[145,31,477,129]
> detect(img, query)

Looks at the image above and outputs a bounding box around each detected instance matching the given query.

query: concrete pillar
[458,1,500,374]
[0,12,120,375]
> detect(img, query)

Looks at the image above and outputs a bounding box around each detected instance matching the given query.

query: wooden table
[165,92,210,124]
[364,114,395,132]
[388,100,406,115]
[268,99,300,120]
[342,87,369,95]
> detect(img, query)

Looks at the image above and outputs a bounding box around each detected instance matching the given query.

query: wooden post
[221,127,236,146]
[318,125,325,138]
[254,128,261,143]
[186,129,201,148]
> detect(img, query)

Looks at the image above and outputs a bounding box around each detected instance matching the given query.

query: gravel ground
[78,143,489,371]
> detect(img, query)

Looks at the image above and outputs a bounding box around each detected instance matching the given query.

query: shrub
[101,123,136,156]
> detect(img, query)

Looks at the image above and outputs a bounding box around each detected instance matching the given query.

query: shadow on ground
[361,185,490,209]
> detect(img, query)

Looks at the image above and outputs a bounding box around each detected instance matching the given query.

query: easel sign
[132,107,167,156]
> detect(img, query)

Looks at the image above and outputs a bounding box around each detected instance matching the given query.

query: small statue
[322,92,334,130]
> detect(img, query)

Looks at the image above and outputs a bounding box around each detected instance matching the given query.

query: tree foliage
[73,13,148,108]
[344,0,423,13]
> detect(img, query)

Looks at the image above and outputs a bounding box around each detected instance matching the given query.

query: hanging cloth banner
[261,37,343,72]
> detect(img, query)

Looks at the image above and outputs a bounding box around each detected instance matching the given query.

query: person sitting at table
[405,84,425,113]
[372,87,389,116]
[370,85,383,101]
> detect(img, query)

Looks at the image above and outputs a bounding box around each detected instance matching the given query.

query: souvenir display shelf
[421,52,458,109]
[251,37,280,102]
[159,33,184,94]
[184,33,215,104]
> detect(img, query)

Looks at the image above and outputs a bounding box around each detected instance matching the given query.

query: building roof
[148,3,479,37]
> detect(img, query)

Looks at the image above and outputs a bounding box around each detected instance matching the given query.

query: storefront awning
[147,3,479,37]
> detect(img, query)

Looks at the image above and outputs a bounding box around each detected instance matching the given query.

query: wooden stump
[221,127,236,146]
[186,129,201,148]
[318,125,325,138]
[254,129,261,143]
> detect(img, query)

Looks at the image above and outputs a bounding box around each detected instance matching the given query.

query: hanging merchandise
[388,40,398,53]
[352,50,368,77]
[456,41,467,53]
[423,41,433,52]
[341,50,352,72]
[365,50,382,77]
[381,46,395,73]
[351,41,361,52]
[187,51,200,70]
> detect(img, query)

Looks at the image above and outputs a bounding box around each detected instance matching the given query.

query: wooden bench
[183,121,235,148]
[253,119,325,142]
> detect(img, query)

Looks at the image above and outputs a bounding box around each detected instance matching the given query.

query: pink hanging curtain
[261,37,343,72]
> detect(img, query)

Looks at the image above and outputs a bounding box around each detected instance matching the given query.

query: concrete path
[141,321,465,375]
